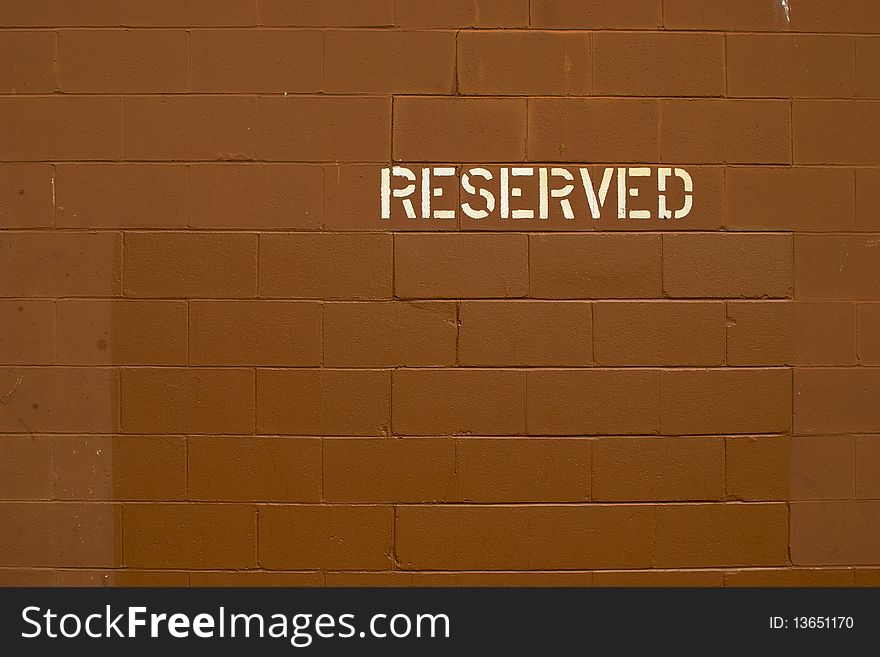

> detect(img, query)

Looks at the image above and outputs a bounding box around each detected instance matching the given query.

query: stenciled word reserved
[380,166,693,222]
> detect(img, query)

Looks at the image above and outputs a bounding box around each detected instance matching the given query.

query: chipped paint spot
[0,376,23,405]
[778,0,791,24]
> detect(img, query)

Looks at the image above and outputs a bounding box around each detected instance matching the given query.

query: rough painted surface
[0,0,879,588]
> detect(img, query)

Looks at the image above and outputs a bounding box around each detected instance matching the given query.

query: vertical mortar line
[852,163,857,239]
[184,435,189,501]
[657,96,663,184]
[526,233,532,297]
[255,0,262,25]
[589,301,595,366]
[186,30,192,92]
[851,432,857,506]
[650,503,658,568]
[120,229,126,320]
[320,438,325,503]
[185,299,190,366]
[255,504,260,569]
[185,164,191,229]
[787,498,793,566]
[722,436,728,499]
[51,296,57,366]
[391,505,399,570]
[658,363,664,436]
[853,422,863,523]
[660,232,665,298]
[121,95,125,161]
[455,300,461,366]
[320,29,325,92]
[721,166,727,229]
[388,366,394,434]
[853,36,857,98]
[51,163,57,226]
[53,29,59,91]
[855,302,861,364]
[454,29,460,96]
[453,438,460,502]
[392,502,400,571]
[256,232,261,297]
[389,96,395,162]
[589,438,594,502]
[51,436,57,501]
[588,31,593,96]
[723,300,728,365]
[723,33,728,98]
[120,504,125,570]
[319,164,326,230]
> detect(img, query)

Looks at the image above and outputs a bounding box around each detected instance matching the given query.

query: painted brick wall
[1,0,879,587]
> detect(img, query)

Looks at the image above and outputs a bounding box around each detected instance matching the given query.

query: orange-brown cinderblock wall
[1,0,879,588]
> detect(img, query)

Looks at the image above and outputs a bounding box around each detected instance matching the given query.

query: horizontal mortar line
[46,569,320,573]
[35,567,868,573]
[0,429,812,440]
[2,294,811,301]
[0,570,855,575]
[1,297,821,302]
[0,228,806,235]
[1,232,868,238]
[12,569,858,575]
[1,91,876,101]
[0,432,824,439]
[1,91,878,100]
[0,430,811,437]
[38,433,794,439]
[4,162,876,167]
[4,161,880,167]
[1,229,806,235]
[3,160,880,168]
[4,498,873,505]
[0,229,771,234]
[0,500,797,506]
[0,364,806,370]
[0,228,803,234]
[0,300,841,304]
[0,224,869,230]
[1,230,875,236]
[0,233,812,238]
[310,566,868,572]
[11,567,701,573]
[2,26,880,35]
